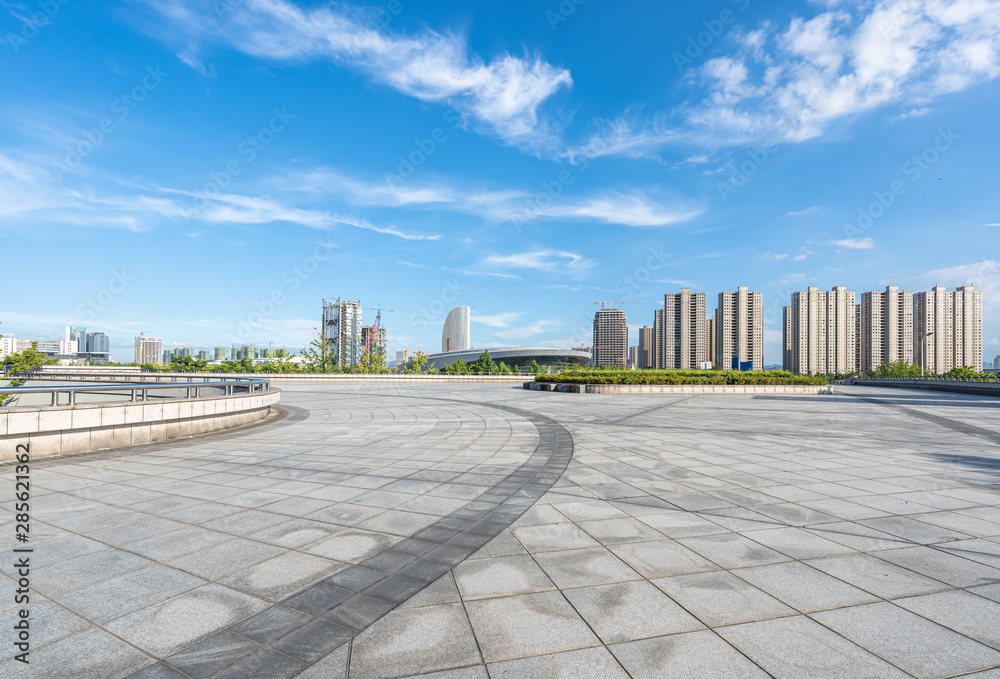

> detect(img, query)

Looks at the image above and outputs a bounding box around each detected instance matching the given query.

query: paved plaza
[2,383,1000,678]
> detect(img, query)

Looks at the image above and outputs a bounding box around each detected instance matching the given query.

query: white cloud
[757,252,790,262]
[921,259,1000,312]
[570,0,1000,156]
[0,153,439,240]
[495,320,560,340]
[787,206,821,216]
[888,106,932,122]
[829,237,875,249]
[482,249,598,278]
[293,169,700,228]
[472,312,525,328]
[140,0,572,150]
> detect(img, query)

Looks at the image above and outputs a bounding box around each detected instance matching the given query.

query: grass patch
[535,369,827,386]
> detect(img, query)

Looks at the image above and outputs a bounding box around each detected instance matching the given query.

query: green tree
[473,349,497,374]
[361,345,388,374]
[945,366,979,377]
[447,358,469,374]
[867,360,922,378]
[2,341,59,404]
[530,359,541,375]
[300,337,336,372]
[406,351,429,373]
[170,355,209,372]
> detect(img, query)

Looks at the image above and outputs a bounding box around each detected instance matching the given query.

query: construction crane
[593,299,643,309]
[363,304,394,353]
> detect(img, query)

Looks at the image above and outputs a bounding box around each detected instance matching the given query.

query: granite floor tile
[453,554,556,600]
[805,553,951,599]
[464,591,600,663]
[894,589,1000,650]
[813,602,1000,678]
[718,615,909,678]
[488,646,629,679]
[610,630,771,679]
[564,579,704,643]
[166,630,260,679]
[349,603,482,679]
[733,561,880,613]
[653,570,797,627]
[104,584,269,657]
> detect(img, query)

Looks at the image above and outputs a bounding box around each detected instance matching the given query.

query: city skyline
[1,1,998,363]
[1,280,989,368]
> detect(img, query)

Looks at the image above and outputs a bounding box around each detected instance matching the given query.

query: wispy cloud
[289,169,700,228]
[482,249,598,279]
[139,0,572,150]
[0,153,439,240]
[829,237,874,250]
[787,206,821,216]
[888,106,931,123]
[395,260,429,269]
[569,0,1000,157]
[921,259,1000,311]
[495,320,560,339]
[472,312,525,328]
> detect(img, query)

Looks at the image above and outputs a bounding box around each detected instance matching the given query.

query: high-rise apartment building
[653,308,664,369]
[442,307,471,353]
[706,315,716,367]
[135,335,163,365]
[858,286,913,373]
[914,285,982,373]
[628,345,638,369]
[322,298,364,367]
[714,287,763,370]
[783,286,856,375]
[637,325,655,369]
[593,308,627,368]
[993,355,1000,370]
[658,288,707,369]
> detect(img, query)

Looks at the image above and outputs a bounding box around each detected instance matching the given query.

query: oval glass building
[442,306,471,353]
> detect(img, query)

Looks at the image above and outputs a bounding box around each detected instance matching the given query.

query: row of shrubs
[535,369,828,386]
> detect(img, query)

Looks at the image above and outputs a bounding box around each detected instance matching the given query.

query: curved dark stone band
[137,398,574,678]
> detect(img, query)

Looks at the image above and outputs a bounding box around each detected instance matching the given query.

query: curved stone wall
[0,389,280,461]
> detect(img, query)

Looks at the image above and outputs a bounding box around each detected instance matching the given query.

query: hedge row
[535,369,827,386]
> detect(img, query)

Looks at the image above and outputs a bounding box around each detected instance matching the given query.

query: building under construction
[361,325,387,359]
[322,298,364,367]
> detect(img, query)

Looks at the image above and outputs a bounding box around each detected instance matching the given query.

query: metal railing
[0,375,271,408]
[857,375,999,383]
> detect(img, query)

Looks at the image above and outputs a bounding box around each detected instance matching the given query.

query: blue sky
[1,0,998,363]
